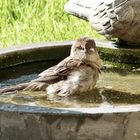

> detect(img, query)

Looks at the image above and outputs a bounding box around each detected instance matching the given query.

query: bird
[0,37,102,97]
[65,0,140,45]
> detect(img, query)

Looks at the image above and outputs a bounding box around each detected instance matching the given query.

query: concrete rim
[0,103,140,115]
[0,39,140,69]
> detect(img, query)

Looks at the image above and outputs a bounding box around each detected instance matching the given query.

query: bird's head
[70,37,102,68]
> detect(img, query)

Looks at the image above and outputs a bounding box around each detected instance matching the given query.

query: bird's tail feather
[0,83,29,94]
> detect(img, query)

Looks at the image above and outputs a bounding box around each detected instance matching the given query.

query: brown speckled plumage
[0,37,102,96]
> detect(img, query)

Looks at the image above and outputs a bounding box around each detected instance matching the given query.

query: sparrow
[0,37,102,96]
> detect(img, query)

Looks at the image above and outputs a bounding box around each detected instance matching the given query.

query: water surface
[0,60,140,108]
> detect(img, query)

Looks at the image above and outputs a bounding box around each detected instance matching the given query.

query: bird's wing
[32,56,84,84]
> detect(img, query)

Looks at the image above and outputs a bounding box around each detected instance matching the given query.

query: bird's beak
[86,48,96,54]
[90,48,96,52]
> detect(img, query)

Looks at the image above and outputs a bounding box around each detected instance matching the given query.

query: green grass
[0,0,105,47]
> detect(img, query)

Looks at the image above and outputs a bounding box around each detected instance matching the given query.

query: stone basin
[0,40,140,140]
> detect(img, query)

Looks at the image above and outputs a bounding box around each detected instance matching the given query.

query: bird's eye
[77,46,83,50]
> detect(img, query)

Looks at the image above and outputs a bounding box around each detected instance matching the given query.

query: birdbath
[0,40,140,140]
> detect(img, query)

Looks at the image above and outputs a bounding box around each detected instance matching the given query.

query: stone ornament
[65,0,140,45]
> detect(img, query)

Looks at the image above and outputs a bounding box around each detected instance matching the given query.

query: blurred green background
[0,0,104,47]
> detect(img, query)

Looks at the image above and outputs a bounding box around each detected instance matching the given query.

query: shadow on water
[0,60,60,87]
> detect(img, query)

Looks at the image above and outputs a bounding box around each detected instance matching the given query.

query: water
[0,60,140,108]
